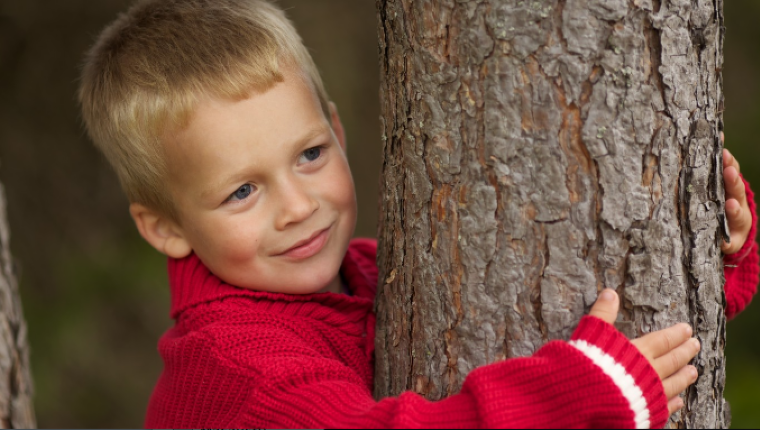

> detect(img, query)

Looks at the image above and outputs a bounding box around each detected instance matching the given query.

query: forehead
[183,73,324,142]
[160,72,331,193]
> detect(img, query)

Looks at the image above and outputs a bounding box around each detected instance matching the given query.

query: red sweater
[145,187,758,429]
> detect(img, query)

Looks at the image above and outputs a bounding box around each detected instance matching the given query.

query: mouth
[275,225,332,260]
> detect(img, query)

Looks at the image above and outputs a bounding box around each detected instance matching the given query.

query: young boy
[78,0,758,428]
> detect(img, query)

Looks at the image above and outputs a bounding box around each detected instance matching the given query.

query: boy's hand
[588,289,700,415]
[722,134,753,255]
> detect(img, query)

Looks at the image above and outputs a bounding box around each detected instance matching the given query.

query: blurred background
[0,0,757,427]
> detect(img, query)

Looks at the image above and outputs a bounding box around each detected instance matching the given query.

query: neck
[320,275,343,294]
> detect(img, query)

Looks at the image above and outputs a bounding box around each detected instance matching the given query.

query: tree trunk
[0,180,35,428]
[374,0,728,427]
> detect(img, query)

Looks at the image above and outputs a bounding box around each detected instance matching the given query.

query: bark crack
[555,0,569,51]
[678,122,702,426]
[645,15,671,119]
[534,224,549,340]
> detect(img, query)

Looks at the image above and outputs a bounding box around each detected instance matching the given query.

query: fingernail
[676,398,684,409]
[690,367,699,379]
[684,324,693,337]
[692,338,701,351]
[600,289,616,302]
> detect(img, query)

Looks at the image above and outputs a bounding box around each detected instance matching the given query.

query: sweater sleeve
[234,316,667,429]
[724,176,759,319]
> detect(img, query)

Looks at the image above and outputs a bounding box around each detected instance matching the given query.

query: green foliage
[22,237,169,427]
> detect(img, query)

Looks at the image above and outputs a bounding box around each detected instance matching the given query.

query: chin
[302,273,339,294]
[272,281,332,295]
[240,265,334,295]
[295,261,342,294]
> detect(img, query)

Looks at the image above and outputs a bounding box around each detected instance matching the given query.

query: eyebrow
[199,125,332,201]
[291,125,333,151]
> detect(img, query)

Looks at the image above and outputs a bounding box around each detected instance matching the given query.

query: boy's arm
[724,176,759,319]
[238,289,695,430]
[241,314,670,429]
[147,291,695,429]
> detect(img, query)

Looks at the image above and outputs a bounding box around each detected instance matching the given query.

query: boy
[78,0,758,428]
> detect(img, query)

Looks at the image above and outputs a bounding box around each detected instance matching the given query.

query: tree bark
[0,180,35,428]
[374,0,728,427]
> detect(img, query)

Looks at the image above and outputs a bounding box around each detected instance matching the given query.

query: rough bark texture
[0,180,35,429]
[374,0,728,427]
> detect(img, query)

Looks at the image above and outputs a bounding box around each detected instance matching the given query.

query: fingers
[723,148,741,176]
[628,322,700,417]
[652,337,700,379]
[631,323,692,359]
[662,365,699,399]
[588,289,619,325]
[722,167,752,254]
[721,147,752,254]
[724,196,751,235]
[724,166,746,207]
[723,166,748,234]
[723,148,745,208]
[722,201,752,255]
[668,396,685,416]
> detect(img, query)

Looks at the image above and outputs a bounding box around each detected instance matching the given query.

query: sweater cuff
[570,316,668,430]
[724,176,757,266]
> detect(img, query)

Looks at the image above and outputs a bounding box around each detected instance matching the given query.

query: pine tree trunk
[374,0,729,427]
[0,180,35,428]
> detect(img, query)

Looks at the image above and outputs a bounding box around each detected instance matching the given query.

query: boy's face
[139,71,357,295]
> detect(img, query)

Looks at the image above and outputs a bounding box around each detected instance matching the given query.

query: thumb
[588,289,620,325]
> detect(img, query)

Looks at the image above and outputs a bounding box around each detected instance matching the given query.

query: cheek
[326,159,357,210]
[192,216,265,263]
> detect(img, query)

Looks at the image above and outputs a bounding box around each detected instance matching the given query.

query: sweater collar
[167,241,377,320]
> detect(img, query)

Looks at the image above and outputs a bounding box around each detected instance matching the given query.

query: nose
[274,175,319,230]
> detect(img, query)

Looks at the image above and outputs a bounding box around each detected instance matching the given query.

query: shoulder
[149,326,258,428]
[150,314,324,428]
[182,310,367,390]
[159,308,332,391]
[169,301,323,362]
[203,303,323,356]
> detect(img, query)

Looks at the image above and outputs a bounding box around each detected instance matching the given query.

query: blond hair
[79,0,330,220]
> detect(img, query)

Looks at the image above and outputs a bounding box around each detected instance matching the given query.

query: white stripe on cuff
[569,340,651,429]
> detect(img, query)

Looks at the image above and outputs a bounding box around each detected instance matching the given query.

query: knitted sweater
[146,239,669,428]
[145,184,758,429]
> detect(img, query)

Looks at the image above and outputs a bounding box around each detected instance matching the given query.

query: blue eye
[229,184,253,202]
[301,147,322,163]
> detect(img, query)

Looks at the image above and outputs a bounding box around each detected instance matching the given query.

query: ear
[328,102,347,151]
[129,203,192,259]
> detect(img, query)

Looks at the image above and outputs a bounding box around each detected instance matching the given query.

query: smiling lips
[276,226,332,259]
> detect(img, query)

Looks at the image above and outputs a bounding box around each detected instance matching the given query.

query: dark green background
[0,1,757,427]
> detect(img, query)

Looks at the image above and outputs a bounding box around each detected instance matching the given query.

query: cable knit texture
[145,178,758,428]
